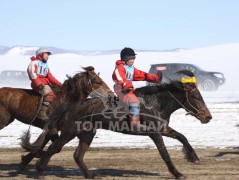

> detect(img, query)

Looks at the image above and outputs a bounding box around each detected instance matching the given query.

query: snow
[0,43,239,148]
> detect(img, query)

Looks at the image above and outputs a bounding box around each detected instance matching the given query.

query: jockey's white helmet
[36,48,52,56]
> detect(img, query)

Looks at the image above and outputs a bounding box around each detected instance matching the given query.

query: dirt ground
[0,147,239,180]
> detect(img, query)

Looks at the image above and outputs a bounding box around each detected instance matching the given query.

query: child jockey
[112,47,162,130]
[27,48,62,121]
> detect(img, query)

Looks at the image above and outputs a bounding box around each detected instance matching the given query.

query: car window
[181,65,196,73]
[149,65,157,74]
[194,65,203,71]
[170,64,181,73]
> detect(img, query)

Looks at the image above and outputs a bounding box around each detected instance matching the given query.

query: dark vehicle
[148,63,225,91]
[0,70,30,87]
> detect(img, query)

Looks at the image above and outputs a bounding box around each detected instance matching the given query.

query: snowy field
[0,43,238,148]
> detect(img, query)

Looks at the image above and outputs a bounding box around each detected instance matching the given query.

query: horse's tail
[20,129,49,152]
[20,103,69,152]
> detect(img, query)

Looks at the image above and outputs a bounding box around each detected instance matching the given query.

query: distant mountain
[0,46,186,56]
[0,46,9,55]
[1,46,78,56]
[0,45,8,49]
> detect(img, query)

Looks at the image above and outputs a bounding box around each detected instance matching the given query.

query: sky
[0,0,239,50]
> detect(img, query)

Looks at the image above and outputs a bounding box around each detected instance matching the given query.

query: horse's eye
[194,93,200,100]
[94,78,102,84]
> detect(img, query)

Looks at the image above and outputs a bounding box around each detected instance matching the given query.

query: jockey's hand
[122,88,132,94]
[121,81,133,94]
[38,84,45,91]
[155,71,163,83]
[122,81,133,90]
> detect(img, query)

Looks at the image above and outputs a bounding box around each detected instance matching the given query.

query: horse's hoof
[17,162,29,174]
[186,155,200,164]
[35,159,45,171]
[194,160,200,164]
[93,173,101,179]
[86,171,101,179]
[177,174,186,179]
[35,171,45,179]
[189,156,200,164]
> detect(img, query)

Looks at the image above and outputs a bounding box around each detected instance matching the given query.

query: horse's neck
[78,93,89,101]
[158,90,185,119]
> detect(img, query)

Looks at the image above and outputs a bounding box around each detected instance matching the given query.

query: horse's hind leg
[149,133,184,179]
[74,131,97,179]
[162,126,200,163]
[18,132,54,172]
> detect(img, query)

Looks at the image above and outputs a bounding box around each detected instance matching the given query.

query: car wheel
[201,79,216,91]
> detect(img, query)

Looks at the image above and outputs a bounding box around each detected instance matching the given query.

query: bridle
[87,73,99,85]
[167,86,206,117]
[87,72,111,97]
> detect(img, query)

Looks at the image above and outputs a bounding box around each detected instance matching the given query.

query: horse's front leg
[161,126,200,163]
[35,131,75,178]
[74,131,99,179]
[149,133,184,179]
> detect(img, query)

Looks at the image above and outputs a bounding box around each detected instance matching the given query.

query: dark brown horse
[22,71,212,179]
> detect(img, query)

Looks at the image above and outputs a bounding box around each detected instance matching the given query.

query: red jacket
[112,60,161,90]
[27,56,62,89]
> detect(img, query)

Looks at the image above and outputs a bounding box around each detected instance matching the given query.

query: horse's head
[82,66,112,97]
[176,70,212,124]
[61,66,112,102]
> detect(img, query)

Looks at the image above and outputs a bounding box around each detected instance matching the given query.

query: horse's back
[0,87,40,115]
[0,87,40,99]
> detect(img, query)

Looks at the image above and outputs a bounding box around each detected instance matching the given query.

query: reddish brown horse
[0,66,111,130]
[0,66,112,167]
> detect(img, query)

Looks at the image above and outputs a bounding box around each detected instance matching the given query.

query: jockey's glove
[38,84,45,91]
[156,71,163,82]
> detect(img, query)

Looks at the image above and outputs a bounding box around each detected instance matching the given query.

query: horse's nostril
[206,115,212,121]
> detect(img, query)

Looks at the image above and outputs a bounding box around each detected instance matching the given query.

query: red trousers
[33,85,55,102]
[113,83,140,106]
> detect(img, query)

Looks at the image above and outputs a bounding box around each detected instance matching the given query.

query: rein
[88,73,111,97]
[26,93,44,133]
[167,87,201,117]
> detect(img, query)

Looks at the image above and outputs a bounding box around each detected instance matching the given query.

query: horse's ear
[165,77,183,90]
[82,66,95,72]
[82,66,95,75]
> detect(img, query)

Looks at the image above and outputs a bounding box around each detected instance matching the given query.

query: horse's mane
[135,70,195,95]
[56,66,94,102]
[47,66,96,128]
[135,81,183,95]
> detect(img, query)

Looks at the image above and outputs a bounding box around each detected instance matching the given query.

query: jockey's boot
[129,115,149,133]
[37,102,50,121]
